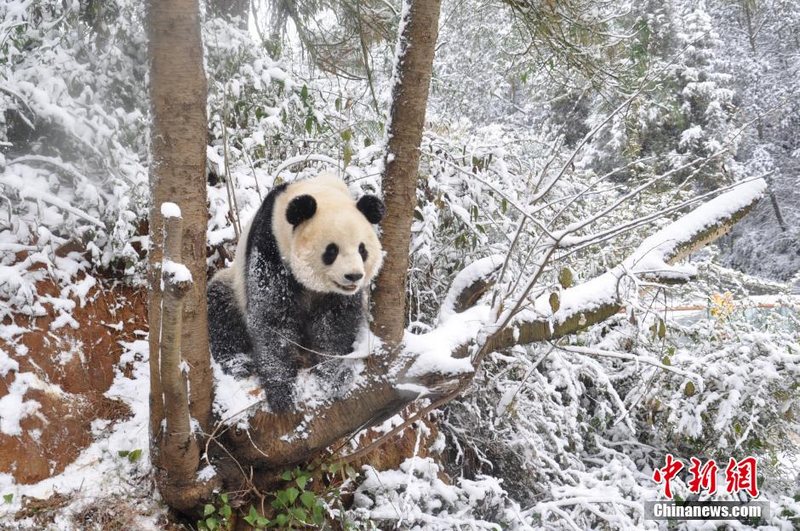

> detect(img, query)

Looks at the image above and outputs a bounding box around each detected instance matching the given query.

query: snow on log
[218,378,419,468]
[438,255,504,322]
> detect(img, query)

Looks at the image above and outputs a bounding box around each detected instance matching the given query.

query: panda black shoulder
[243,182,288,270]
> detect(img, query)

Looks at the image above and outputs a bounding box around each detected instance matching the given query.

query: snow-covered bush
[350,456,522,530]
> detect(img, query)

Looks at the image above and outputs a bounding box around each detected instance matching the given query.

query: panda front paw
[262,380,296,413]
[311,362,355,399]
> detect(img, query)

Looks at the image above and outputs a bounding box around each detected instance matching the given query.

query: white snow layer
[404,305,488,381]
[161,259,193,283]
[0,373,43,436]
[438,254,504,322]
[160,202,182,219]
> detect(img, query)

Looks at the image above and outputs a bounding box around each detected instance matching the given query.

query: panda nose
[344,273,363,282]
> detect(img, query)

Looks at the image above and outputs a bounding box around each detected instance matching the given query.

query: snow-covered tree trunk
[147,0,217,512]
[371,0,442,347]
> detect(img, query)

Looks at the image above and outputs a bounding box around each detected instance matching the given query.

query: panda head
[273,174,385,296]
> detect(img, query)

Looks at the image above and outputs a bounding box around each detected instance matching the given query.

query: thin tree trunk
[371,0,441,347]
[147,0,216,511]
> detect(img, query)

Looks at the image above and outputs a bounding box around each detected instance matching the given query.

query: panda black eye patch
[322,243,339,265]
[359,243,368,261]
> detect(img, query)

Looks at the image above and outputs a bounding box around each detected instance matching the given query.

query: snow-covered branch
[483,178,766,350]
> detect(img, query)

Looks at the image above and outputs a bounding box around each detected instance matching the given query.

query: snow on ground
[0,339,165,529]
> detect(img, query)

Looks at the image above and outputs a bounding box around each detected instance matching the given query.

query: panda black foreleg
[249,330,302,412]
[207,277,254,377]
[305,295,364,399]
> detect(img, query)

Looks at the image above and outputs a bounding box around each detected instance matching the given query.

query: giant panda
[207,173,385,412]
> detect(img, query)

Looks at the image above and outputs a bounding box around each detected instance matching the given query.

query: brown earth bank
[0,278,146,484]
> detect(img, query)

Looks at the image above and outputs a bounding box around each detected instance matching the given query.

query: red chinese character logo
[653,453,684,499]
[725,456,759,497]
[687,457,718,495]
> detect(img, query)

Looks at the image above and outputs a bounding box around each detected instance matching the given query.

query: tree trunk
[371,0,441,348]
[147,0,217,511]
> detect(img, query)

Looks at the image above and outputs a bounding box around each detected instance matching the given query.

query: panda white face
[273,174,384,296]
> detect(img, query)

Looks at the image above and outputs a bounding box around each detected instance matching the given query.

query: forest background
[0,0,798,529]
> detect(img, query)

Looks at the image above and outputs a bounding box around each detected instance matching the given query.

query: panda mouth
[334,282,360,293]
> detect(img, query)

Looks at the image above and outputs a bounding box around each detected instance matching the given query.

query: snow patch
[438,255,504,323]
[405,305,489,378]
[160,202,182,219]
[162,260,193,283]
[212,360,265,429]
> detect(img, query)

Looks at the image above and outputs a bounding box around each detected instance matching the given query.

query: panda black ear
[356,195,385,224]
[286,195,317,227]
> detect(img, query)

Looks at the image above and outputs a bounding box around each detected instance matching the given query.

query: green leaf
[127,448,142,462]
[220,493,229,505]
[256,516,270,526]
[300,84,309,102]
[340,129,352,142]
[343,144,353,168]
[204,504,216,517]
[276,513,288,526]
[3,494,12,504]
[548,292,560,313]
[220,504,231,518]
[312,503,324,524]
[205,517,219,530]
[281,470,293,481]
[285,487,300,505]
[558,267,573,289]
[300,490,316,509]
[305,116,313,134]
[296,475,309,490]
[117,450,129,457]
[334,97,342,111]
[290,507,308,522]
